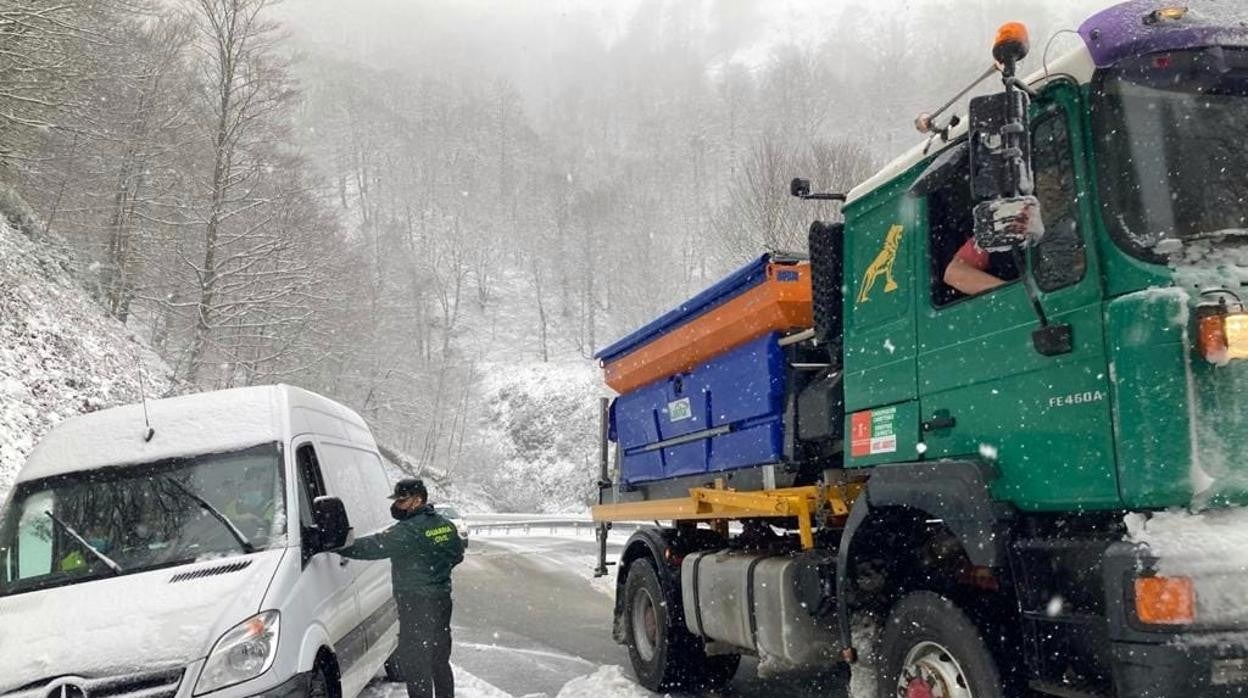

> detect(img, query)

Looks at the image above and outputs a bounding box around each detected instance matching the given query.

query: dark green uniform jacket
[339,504,465,598]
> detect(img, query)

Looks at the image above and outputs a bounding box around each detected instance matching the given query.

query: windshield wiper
[163,477,255,554]
[45,512,124,575]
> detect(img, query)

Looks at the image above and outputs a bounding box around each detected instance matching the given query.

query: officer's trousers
[397,594,454,698]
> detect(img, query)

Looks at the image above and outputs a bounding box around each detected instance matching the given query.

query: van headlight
[194,611,280,695]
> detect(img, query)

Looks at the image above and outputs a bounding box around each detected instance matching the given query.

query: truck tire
[877,591,1003,698]
[623,559,740,691]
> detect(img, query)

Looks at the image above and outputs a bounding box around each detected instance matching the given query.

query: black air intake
[169,559,252,584]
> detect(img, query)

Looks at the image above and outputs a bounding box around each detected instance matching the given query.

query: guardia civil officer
[339,478,465,698]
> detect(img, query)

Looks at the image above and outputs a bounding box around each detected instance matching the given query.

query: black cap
[388,478,427,501]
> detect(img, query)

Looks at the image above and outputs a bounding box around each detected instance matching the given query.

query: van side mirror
[309,496,352,553]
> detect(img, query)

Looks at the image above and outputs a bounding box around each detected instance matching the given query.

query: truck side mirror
[310,496,352,552]
[967,22,1044,252]
[969,92,1030,202]
[972,195,1044,252]
[791,178,812,198]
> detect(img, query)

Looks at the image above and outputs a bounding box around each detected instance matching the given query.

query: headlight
[194,611,280,695]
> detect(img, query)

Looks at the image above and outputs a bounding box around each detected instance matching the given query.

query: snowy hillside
[0,221,173,502]
[470,362,607,513]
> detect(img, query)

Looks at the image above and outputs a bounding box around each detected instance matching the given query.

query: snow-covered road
[360,527,851,697]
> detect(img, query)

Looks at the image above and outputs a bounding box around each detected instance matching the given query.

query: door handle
[339,557,350,567]
[922,415,957,432]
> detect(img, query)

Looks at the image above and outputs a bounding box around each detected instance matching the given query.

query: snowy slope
[0,222,173,502]
[470,361,606,513]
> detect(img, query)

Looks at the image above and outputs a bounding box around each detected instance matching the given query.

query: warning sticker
[850,407,898,457]
[668,397,693,422]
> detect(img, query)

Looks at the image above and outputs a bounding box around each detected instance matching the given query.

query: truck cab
[594,3,1248,696]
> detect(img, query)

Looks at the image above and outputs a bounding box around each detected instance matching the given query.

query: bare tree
[181,0,297,381]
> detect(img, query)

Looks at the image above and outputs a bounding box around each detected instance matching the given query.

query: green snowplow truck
[593,3,1248,697]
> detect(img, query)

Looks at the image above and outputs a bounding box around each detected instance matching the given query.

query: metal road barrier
[466,518,646,538]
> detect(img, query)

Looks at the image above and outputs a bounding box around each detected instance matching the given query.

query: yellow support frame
[592,482,864,550]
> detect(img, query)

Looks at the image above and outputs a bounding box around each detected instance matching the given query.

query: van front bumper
[247,671,313,697]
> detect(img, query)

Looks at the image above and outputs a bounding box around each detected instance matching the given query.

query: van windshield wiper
[45,512,123,575]
[163,477,255,554]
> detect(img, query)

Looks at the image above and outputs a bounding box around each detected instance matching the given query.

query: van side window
[318,443,383,533]
[927,150,1020,307]
[1030,106,1087,292]
[296,443,326,529]
[8,493,55,582]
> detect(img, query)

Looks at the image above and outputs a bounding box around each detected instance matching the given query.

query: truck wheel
[623,560,739,691]
[877,591,1003,698]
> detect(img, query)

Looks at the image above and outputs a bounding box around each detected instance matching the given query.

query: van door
[916,83,1119,510]
[293,441,363,672]
[315,440,397,683]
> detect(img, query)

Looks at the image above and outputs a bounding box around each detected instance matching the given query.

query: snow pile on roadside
[1125,508,1248,626]
[472,362,605,512]
[555,665,651,698]
[0,220,173,503]
[847,613,882,698]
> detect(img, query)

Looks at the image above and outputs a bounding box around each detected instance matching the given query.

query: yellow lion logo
[856,224,905,304]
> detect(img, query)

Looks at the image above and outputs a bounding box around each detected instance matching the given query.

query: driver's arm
[944,239,1005,296]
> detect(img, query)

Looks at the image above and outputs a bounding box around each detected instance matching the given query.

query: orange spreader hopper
[602,261,812,394]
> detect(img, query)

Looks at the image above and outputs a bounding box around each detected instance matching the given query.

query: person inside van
[221,463,278,545]
[338,478,465,698]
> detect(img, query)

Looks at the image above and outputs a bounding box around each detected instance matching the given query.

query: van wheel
[384,651,403,682]
[877,591,1002,698]
[623,560,739,691]
[309,656,340,698]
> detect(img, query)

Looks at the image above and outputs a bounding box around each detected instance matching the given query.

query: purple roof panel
[1080,0,1248,68]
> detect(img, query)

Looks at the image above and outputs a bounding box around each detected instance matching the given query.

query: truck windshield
[1092,47,1248,263]
[0,443,285,598]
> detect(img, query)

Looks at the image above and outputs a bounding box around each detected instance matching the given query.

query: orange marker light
[1146,7,1189,25]
[245,617,267,637]
[1135,576,1195,625]
[993,22,1031,65]
[1197,312,1229,364]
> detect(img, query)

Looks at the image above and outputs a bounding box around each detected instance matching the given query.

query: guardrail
[466,519,646,537]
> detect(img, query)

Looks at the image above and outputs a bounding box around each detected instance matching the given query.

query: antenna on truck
[914,63,998,147]
[136,350,155,442]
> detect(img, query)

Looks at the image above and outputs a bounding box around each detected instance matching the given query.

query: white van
[0,385,399,697]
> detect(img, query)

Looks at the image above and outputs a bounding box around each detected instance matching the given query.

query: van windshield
[0,443,285,598]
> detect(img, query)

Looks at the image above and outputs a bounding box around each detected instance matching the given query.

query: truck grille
[5,667,184,698]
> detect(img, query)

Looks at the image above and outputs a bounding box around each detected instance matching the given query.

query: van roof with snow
[18,384,372,483]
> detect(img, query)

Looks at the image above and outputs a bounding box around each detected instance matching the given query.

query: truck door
[843,181,922,467]
[916,83,1120,510]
